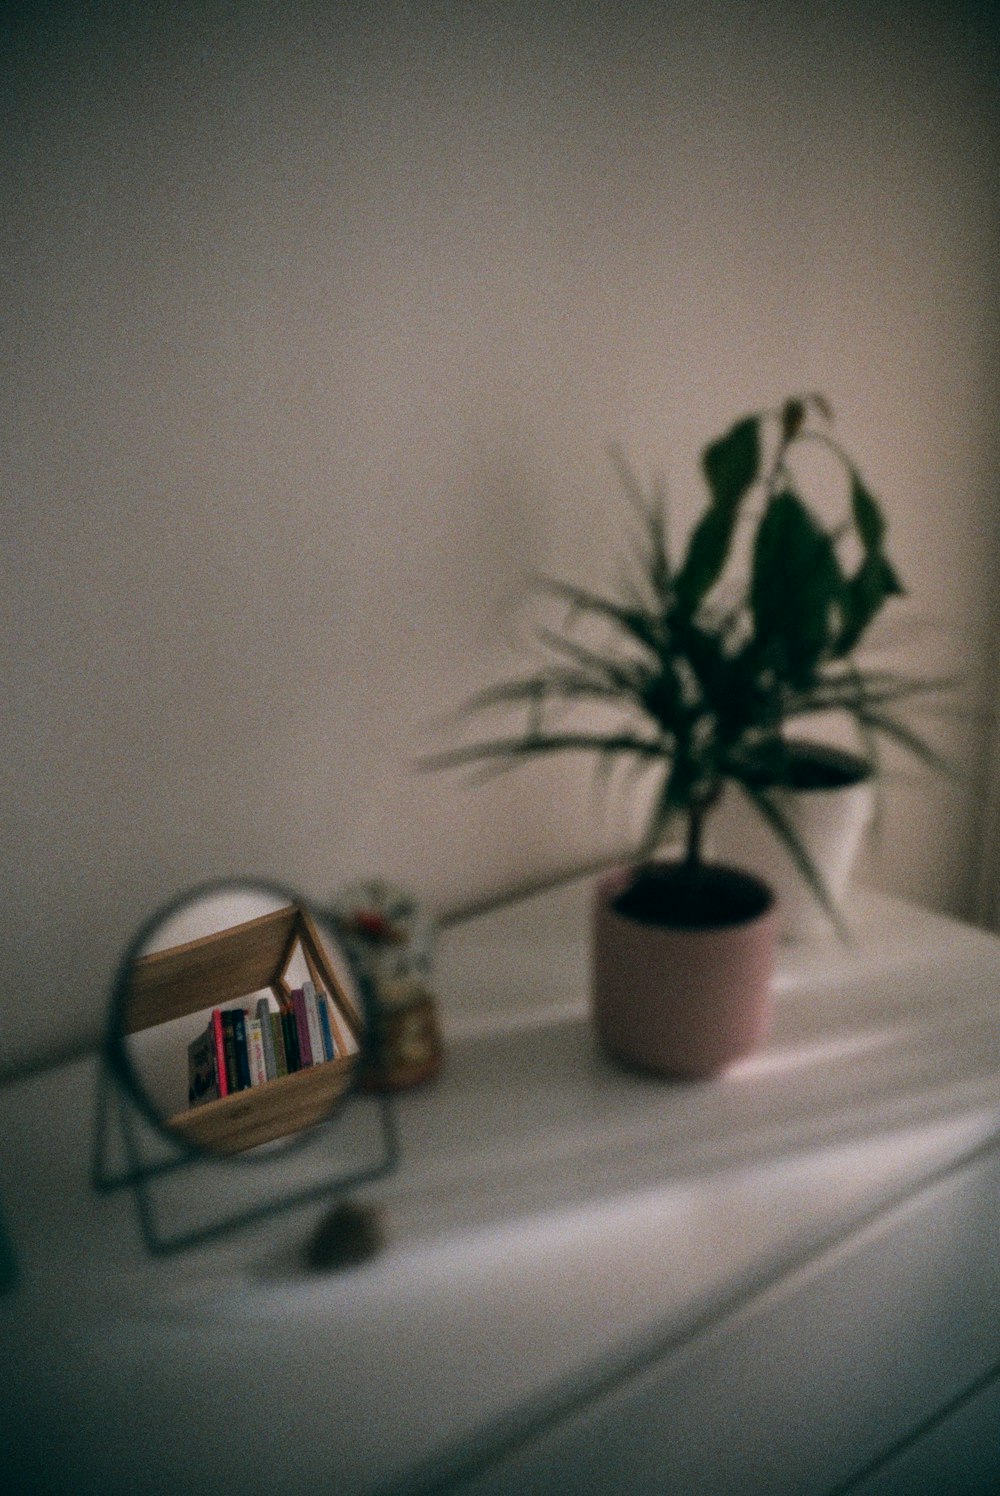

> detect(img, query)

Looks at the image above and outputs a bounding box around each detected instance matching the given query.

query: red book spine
[211,1008,229,1098]
[292,989,313,1066]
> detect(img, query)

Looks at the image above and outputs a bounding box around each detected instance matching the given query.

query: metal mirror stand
[91,879,400,1256]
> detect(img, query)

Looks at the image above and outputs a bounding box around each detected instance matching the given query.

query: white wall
[3,0,999,1075]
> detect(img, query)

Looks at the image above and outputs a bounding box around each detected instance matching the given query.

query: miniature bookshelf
[124,904,363,1155]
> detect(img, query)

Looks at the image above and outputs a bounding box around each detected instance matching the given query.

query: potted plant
[427,397,946,1076]
[709,396,952,937]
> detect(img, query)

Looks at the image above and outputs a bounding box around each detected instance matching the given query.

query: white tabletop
[2,882,1000,1495]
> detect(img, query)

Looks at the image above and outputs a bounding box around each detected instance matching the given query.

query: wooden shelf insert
[126,903,361,1153]
[168,1056,354,1154]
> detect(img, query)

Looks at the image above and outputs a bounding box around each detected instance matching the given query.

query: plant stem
[684,778,724,874]
[684,803,704,872]
[763,429,793,501]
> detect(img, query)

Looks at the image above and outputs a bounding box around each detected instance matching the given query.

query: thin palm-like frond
[855,709,957,779]
[462,672,635,715]
[787,671,957,717]
[534,627,650,698]
[607,445,673,602]
[537,576,662,654]
[854,709,887,838]
[421,731,667,773]
[739,781,848,938]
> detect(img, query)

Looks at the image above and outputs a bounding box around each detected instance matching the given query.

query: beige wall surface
[3,1,999,1074]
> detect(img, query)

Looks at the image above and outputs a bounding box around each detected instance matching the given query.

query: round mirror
[110,879,367,1158]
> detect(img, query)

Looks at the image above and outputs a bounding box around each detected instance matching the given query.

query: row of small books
[187,980,354,1107]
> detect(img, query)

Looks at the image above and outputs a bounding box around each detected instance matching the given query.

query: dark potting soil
[747,742,870,791]
[613,863,773,930]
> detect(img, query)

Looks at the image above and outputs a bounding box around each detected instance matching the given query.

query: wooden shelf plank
[168,1057,355,1154]
[125,906,301,1033]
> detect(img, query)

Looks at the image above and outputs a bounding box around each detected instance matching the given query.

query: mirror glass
[113,881,366,1158]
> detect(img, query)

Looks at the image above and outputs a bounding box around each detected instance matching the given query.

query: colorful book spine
[231,1008,251,1091]
[221,1011,240,1093]
[270,1011,288,1077]
[256,997,277,1080]
[280,994,300,1073]
[211,1008,229,1098]
[292,988,313,1066]
[246,1017,267,1086]
[316,992,336,1060]
[303,981,325,1066]
[187,1024,219,1107]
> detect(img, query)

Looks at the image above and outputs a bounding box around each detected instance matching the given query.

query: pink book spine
[211,1008,229,1097]
[292,989,314,1066]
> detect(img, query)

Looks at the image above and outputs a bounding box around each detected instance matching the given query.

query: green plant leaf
[714,643,783,740]
[835,553,906,656]
[750,491,842,687]
[781,398,806,443]
[673,415,760,613]
[669,613,738,722]
[828,472,905,656]
[702,415,760,512]
[638,661,687,736]
[671,508,735,615]
[850,471,886,551]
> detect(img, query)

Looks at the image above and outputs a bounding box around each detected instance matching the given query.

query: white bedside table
[2,880,999,1494]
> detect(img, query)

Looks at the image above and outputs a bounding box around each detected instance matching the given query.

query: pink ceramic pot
[592,864,778,1078]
